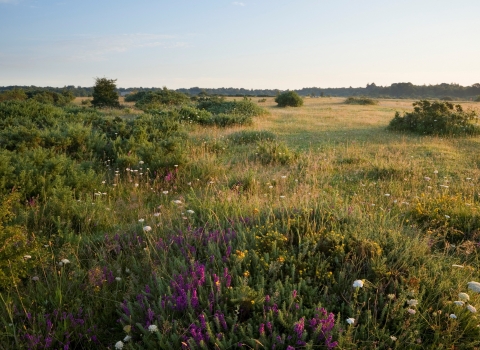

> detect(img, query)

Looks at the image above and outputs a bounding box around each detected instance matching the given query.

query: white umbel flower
[115,341,124,349]
[468,282,480,293]
[148,324,158,332]
[346,318,355,325]
[459,292,470,301]
[467,304,477,313]
[353,280,364,288]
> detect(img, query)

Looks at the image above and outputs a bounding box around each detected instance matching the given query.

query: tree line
[1,82,479,100]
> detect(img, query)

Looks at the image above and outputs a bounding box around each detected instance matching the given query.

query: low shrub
[275,91,303,107]
[440,96,454,101]
[135,88,190,111]
[253,140,296,165]
[198,96,267,118]
[387,100,480,136]
[344,96,378,105]
[475,95,480,102]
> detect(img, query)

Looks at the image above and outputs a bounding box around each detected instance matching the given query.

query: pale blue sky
[1,0,478,89]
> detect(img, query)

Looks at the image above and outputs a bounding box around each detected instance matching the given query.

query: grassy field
[2,96,480,349]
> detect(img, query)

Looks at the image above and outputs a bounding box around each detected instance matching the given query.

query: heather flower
[148,324,158,333]
[459,292,470,301]
[467,304,477,313]
[115,341,124,349]
[353,279,364,288]
[468,282,480,293]
[346,318,355,325]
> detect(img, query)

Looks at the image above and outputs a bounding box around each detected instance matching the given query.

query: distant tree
[275,91,303,107]
[91,77,120,108]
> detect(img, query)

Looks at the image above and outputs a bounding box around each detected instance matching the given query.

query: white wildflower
[468,282,480,293]
[32,276,39,281]
[138,218,145,223]
[390,336,397,341]
[407,308,416,315]
[353,280,364,288]
[148,324,158,332]
[115,341,124,349]
[459,292,470,301]
[115,277,121,282]
[407,299,418,307]
[123,335,131,342]
[23,255,32,260]
[445,215,450,219]
[454,301,465,306]
[467,304,477,313]
[186,210,195,214]
[143,226,152,232]
[346,318,355,325]
[173,200,182,205]
[61,259,70,264]
[450,314,457,319]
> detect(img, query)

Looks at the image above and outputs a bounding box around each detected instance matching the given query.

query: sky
[1,0,479,89]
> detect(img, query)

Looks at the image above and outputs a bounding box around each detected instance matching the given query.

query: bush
[198,96,267,117]
[387,100,480,136]
[344,96,378,105]
[440,96,454,101]
[135,88,190,111]
[91,77,120,108]
[475,96,480,102]
[0,88,27,102]
[275,91,303,107]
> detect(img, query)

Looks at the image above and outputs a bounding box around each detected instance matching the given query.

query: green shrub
[275,91,304,107]
[344,96,378,105]
[475,95,480,102]
[388,100,480,136]
[253,140,296,165]
[198,96,267,117]
[135,88,190,111]
[227,130,276,144]
[0,193,40,289]
[440,96,454,101]
[124,91,148,102]
[91,77,120,108]
[0,89,28,102]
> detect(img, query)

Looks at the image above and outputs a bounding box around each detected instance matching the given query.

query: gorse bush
[198,96,267,117]
[344,96,378,105]
[135,87,190,111]
[275,91,304,107]
[388,100,480,136]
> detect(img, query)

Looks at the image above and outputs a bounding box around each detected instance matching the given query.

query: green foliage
[275,91,304,107]
[388,100,480,136]
[198,96,267,117]
[344,96,378,105]
[91,77,120,108]
[124,90,147,102]
[253,140,296,165]
[134,87,190,111]
[0,193,39,289]
[0,88,27,102]
[475,95,480,102]
[440,96,454,101]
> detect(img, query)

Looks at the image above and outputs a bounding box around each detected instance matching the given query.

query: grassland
[2,96,480,349]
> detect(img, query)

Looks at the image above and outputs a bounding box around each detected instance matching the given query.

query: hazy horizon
[1,0,479,89]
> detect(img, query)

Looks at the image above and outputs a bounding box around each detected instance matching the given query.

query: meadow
[1,95,480,349]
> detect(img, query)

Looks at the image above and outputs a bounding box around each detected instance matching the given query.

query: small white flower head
[138,218,145,223]
[281,175,287,179]
[102,180,106,184]
[268,185,273,189]
[32,276,39,281]
[115,341,124,349]
[424,176,431,181]
[454,301,465,306]
[115,277,121,282]
[468,282,480,293]
[123,335,131,342]
[346,318,355,325]
[407,299,418,307]
[450,313,457,319]
[407,308,416,315]
[467,304,477,313]
[186,210,195,214]
[173,200,182,205]
[174,164,178,168]
[279,195,286,199]
[148,324,158,333]
[139,161,144,165]
[353,280,364,288]
[459,292,470,301]
[434,170,438,174]
[61,259,70,264]
[390,336,397,341]
[162,191,169,195]
[153,212,161,217]
[143,226,152,232]
[135,183,139,187]
[445,215,450,219]
[23,255,32,260]
[384,193,390,197]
